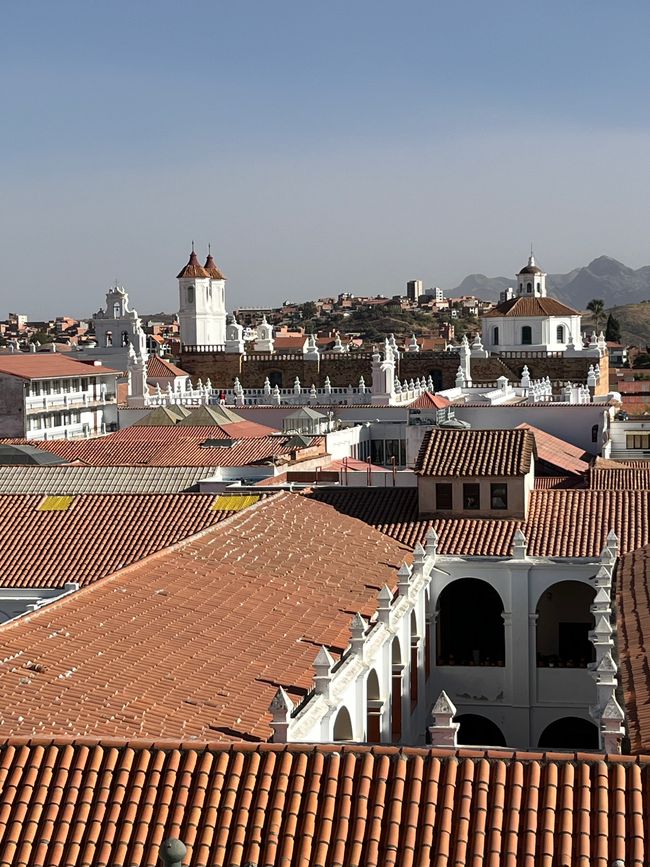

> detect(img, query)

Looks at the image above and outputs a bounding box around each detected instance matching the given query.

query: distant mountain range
[452,256,650,310]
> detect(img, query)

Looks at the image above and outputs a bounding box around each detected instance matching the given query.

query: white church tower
[517,252,547,297]
[177,244,227,349]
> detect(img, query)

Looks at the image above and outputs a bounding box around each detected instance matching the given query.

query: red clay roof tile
[308,486,650,557]
[0,493,241,589]
[0,494,410,740]
[0,355,120,380]
[415,428,535,477]
[0,739,647,866]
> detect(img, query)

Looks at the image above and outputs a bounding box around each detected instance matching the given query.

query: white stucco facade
[270,530,623,753]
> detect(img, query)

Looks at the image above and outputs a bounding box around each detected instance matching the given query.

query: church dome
[518,254,543,275]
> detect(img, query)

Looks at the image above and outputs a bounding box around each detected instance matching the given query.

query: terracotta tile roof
[203,252,225,279]
[589,466,650,490]
[308,486,650,557]
[146,355,188,378]
[516,422,591,476]
[618,544,650,753]
[176,249,209,279]
[0,493,239,589]
[0,465,217,494]
[415,427,535,476]
[0,738,647,867]
[483,296,580,317]
[0,493,409,739]
[408,390,451,409]
[0,355,120,380]
[0,429,314,467]
[533,475,585,489]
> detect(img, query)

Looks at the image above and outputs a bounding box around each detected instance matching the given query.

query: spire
[204,244,226,280]
[176,245,209,279]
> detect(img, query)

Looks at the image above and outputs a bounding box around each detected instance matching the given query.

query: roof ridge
[0,734,646,764]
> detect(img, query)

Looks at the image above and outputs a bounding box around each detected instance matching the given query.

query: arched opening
[437,579,505,666]
[121,331,129,347]
[556,324,565,343]
[105,331,113,348]
[536,581,595,668]
[366,668,382,743]
[391,638,403,742]
[410,611,419,711]
[112,302,121,318]
[456,714,506,747]
[268,371,283,388]
[492,326,499,346]
[526,282,532,293]
[521,325,532,345]
[187,286,194,304]
[428,369,443,391]
[333,705,353,742]
[538,717,599,750]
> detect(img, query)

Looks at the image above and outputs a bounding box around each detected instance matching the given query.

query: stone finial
[313,646,335,695]
[511,529,528,559]
[324,376,332,393]
[269,685,294,719]
[407,333,420,353]
[428,690,460,748]
[359,375,366,392]
[520,365,531,388]
[159,838,187,867]
[377,584,393,624]
[601,694,625,755]
[350,612,368,657]
[263,376,271,394]
[425,526,438,556]
[455,365,465,388]
[269,686,295,740]
[413,541,426,568]
[606,529,619,553]
[397,562,412,596]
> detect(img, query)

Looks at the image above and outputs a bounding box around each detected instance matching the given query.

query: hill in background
[453,256,650,309]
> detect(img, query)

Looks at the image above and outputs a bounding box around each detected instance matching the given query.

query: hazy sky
[1,1,650,318]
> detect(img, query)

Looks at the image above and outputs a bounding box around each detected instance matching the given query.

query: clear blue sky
[1,0,649,317]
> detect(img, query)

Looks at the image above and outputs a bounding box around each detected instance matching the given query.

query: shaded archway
[428,370,443,391]
[521,325,532,344]
[333,705,353,742]
[391,637,403,742]
[268,371,283,388]
[366,669,381,744]
[536,581,595,668]
[437,579,505,666]
[538,717,599,750]
[456,714,506,747]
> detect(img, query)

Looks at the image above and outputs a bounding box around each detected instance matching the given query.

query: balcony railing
[25,390,113,413]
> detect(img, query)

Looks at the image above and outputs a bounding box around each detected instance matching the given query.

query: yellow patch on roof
[212,494,261,511]
[38,495,74,511]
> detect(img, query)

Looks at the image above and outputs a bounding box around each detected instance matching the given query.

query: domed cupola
[517,252,546,297]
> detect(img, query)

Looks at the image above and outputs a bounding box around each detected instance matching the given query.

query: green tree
[29,331,54,344]
[586,299,606,332]
[605,313,621,343]
[300,301,318,320]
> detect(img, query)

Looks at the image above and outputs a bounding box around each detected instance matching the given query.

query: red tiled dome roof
[176,249,210,279]
[204,253,226,280]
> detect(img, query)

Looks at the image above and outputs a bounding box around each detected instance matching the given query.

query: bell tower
[177,243,227,349]
[516,251,547,297]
